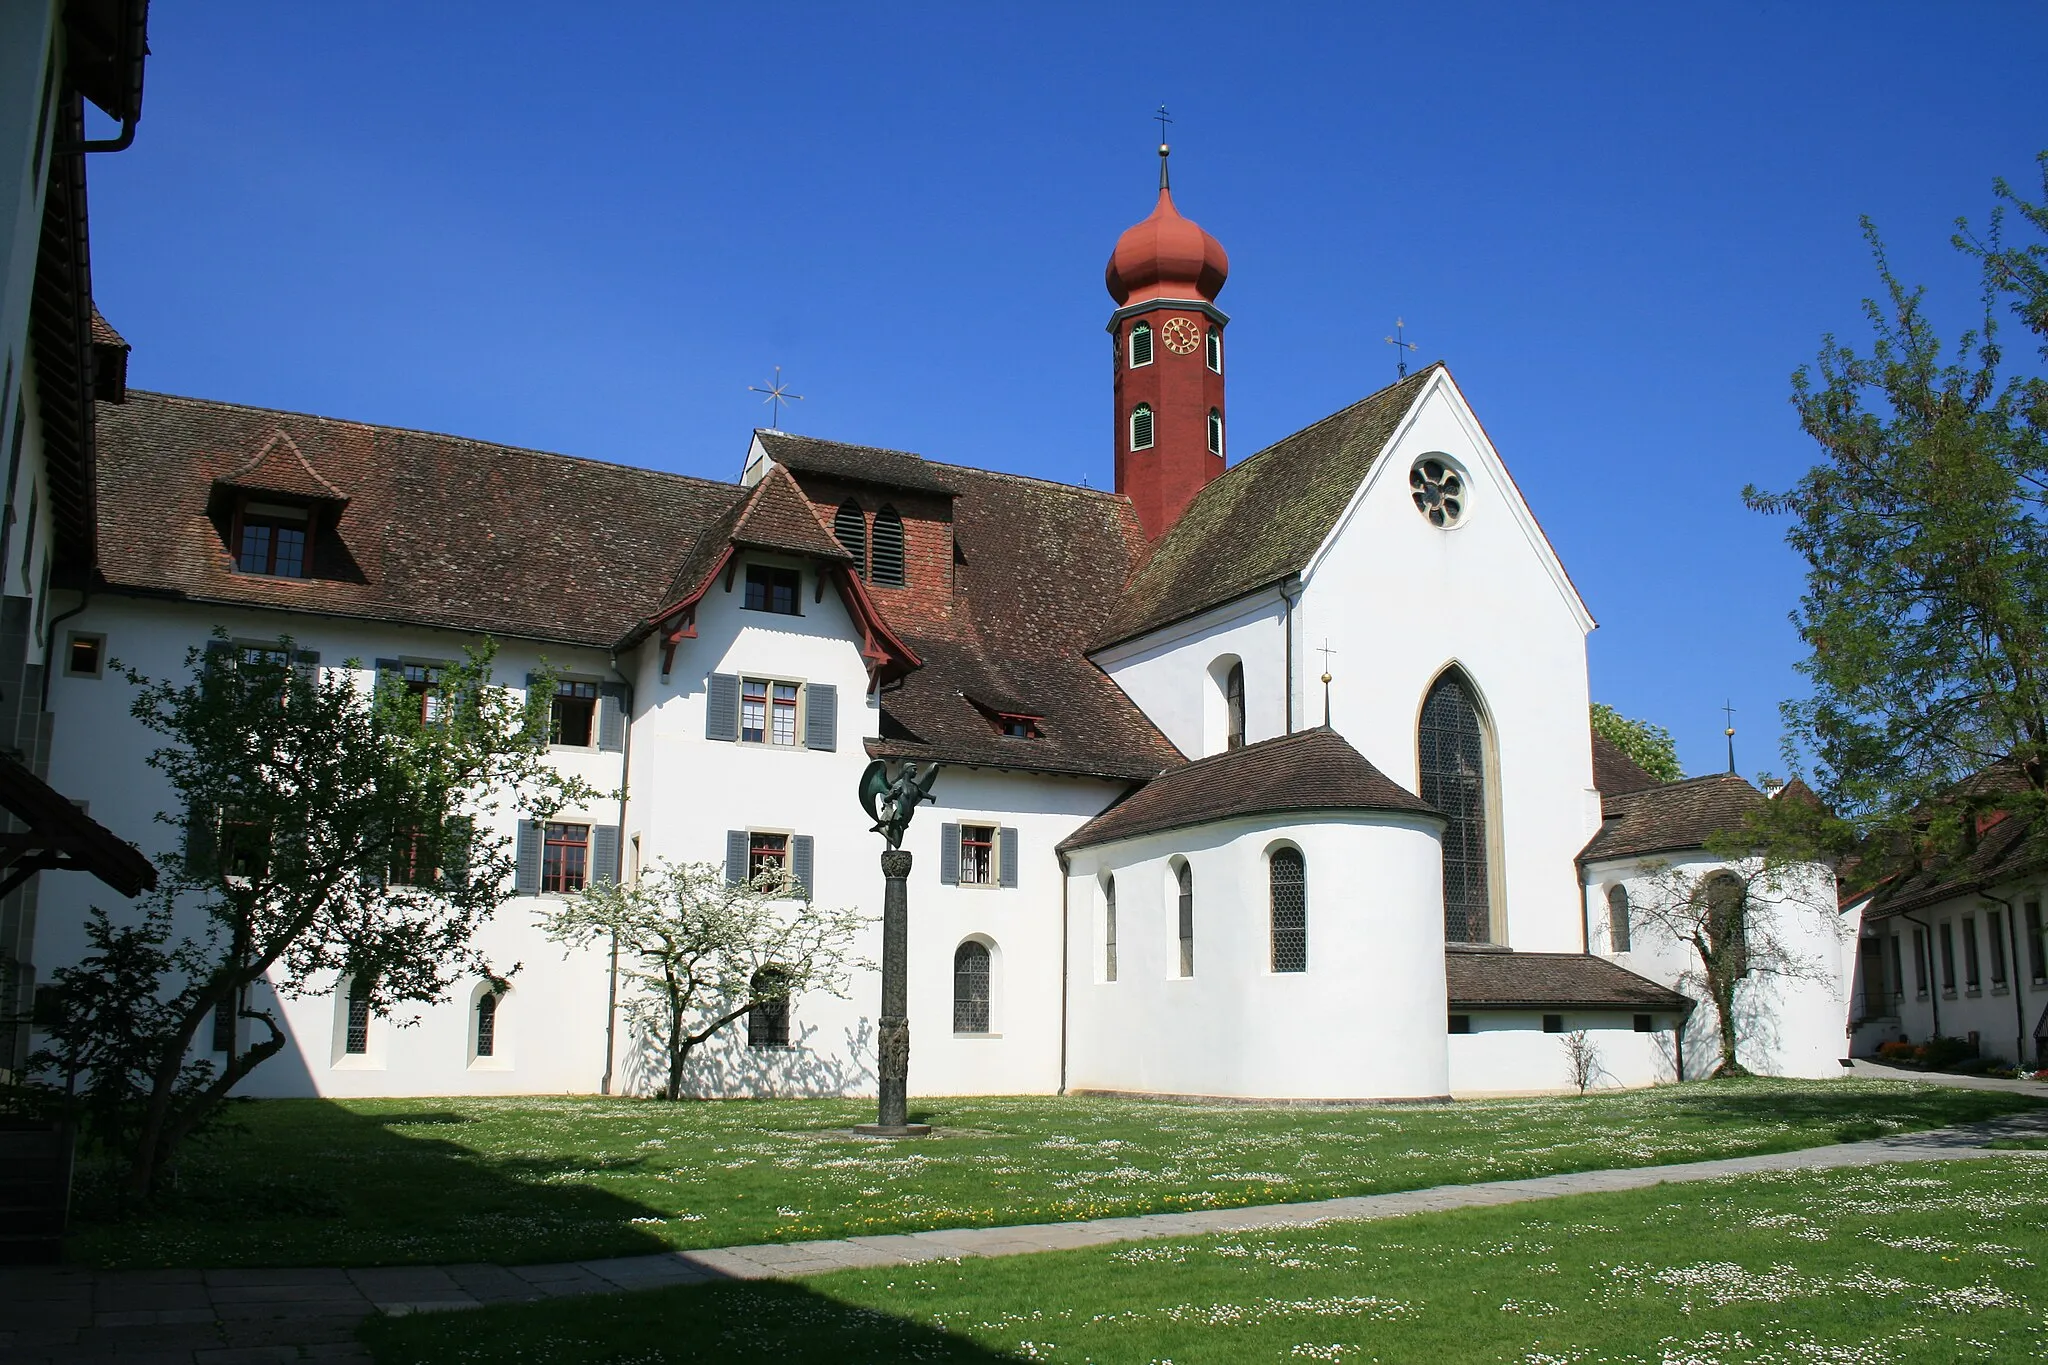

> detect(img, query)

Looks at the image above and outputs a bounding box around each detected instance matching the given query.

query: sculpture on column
[853,758,938,1136]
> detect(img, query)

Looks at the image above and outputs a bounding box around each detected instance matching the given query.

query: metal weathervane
[748,366,804,431]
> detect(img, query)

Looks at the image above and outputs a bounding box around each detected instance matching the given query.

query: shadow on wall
[66,1098,679,1268]
[364,1274,1021,1364]
[617,1018,878,1100]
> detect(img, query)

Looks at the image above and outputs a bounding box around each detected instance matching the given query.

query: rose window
[1409,457,1465,528]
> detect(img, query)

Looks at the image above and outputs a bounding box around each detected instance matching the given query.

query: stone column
[856,849,929,1136]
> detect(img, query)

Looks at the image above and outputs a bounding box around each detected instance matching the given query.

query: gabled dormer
[206,431,348,580]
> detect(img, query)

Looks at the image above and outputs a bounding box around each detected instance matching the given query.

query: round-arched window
[1409,455,1466,528]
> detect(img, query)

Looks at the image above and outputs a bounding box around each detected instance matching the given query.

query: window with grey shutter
[294,649,320,687]
[514,820,542,895]
[804,683,837,750]
[725,829,749,885]
[598,683,627,752]
[998,827,1018,888]
[706,673,740,741]
[938,822,960,885]
[591,825,621,886]
[791,834,814,898]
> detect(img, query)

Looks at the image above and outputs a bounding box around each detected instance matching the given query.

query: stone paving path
[4,1107,2045,1365]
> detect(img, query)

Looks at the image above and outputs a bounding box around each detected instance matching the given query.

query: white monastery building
[6,101,1860,1099]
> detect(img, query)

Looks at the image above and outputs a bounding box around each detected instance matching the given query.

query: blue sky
[87,3,2047,779]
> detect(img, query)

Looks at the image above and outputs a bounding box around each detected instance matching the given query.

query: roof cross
[1722,699,1737,775]
[1318,639,1338,727]
[748,366,804,432]
[1154,105,1173,189]
[1384,318,1419,379]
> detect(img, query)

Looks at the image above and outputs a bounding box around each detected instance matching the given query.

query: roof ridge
[126,389,737,490]
[927,460,1136,501]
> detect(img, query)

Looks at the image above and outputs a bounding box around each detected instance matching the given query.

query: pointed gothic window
[1270,848,1306,972]
[1607,884,1631,953]
[1225,662,1245,750]
[1175,859,1194,977]
[1207,408,1223,457]
[954,941,991,1033]
[1130,404,1155,452]
[1205,325,1221,372]
[833,501,868,580]
[1129,321,1153,368]
[871,506,906,586]
[1419,672,1494,943]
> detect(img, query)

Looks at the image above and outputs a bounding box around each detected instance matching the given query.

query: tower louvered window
[1270,849,1306,972]
[1206,325,1221,372]
[871,506,906,586]
[954,941,991,1033]
[834,501,867,579]
[1419,674,1493,944]
[1130,404,1154,452]
[1208,408,1223,457]
[1129,321,1153,368]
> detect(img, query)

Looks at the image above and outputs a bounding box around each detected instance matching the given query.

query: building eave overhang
[1104,297,1231,332]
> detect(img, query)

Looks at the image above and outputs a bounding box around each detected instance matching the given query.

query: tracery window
[1419,673,1493,943]
[871,506,906,586]
[1606,884,1631,953]
[1270,848,1306,972]
[954,941,991,1033]
[834,500,868,580]
[1176,860,1194,977]
[344,978,371,1055]
[1409,455,1466,528]
[475,991,499,1058]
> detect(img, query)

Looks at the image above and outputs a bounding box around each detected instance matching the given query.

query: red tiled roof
[93,391,742,648]
[1592,731,1661,796]
[216,429,347,504]
[1058,727,1435,853]
[1580,773,1767,864]
[1445,947,1691,1011]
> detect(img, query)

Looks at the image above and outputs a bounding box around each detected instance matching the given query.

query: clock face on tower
[1160,317,1202,355]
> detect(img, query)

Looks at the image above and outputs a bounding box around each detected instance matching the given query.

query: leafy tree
[23,635,593,1194]
[1625,856,1839,1077]
[539,859,869,1101]
[1590,703,1683,782]
[1746,154,2048,871]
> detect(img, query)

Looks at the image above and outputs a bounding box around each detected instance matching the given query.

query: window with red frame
[388,824,439,886]
[740,678,799,746]
[236,512,310,578]
[542,822,590,893]
[403,663,445,724]
[748,831,789,883]
[958,824,995,886]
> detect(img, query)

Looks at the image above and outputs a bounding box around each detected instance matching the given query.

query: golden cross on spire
[1384,318,1419,379]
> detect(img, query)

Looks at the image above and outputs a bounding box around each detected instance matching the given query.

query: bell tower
[1105,140,1230,540]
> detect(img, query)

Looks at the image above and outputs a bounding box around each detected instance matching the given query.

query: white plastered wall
[1095,588,1290,759]
[1063,811,1448,1100]
[1448,1011,1686,1097]
[1581,851,1853,1079]
[38,596,626,1097]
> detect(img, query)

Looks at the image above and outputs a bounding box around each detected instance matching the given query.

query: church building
[23,142,1857,1100]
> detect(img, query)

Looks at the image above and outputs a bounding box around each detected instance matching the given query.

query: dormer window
[743,564,801,615]
[999,715,1040,739]
[1129,322,1153,368]
[235,503,310,578]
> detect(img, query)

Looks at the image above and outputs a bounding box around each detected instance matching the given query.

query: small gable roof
[1580,773,1767,864]
[215,430,348,505]
[756,430,961,496]
[1058,727,1436,853]
[1445,947,1691,1012]
[731,464,854,562]
[1097,366,1434,649]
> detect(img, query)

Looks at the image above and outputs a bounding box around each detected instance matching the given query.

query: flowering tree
[538,859,868,1101]
[23,635,593,1195]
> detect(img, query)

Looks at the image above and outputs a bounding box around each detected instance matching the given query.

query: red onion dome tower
[1106,141,1230,540]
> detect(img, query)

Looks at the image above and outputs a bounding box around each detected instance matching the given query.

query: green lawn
[364,1154,2048,1364]
[67,1078,2041,1271]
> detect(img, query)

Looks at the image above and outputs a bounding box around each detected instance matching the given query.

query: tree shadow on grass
[66,1097,678,1270]
[1654,1077,2043,1143]
[362,1276,1021,1365]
